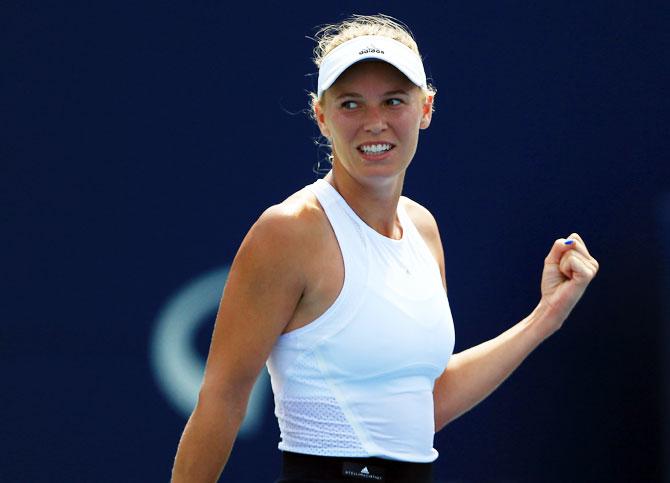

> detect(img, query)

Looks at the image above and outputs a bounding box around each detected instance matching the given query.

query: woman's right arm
[171,204,309,482]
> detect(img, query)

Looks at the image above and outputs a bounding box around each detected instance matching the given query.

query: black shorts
[275,451,434,483]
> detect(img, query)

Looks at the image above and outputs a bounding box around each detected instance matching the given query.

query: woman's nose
[363,107,387,134]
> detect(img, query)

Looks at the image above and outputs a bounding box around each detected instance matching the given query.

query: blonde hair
[310,14,436,101]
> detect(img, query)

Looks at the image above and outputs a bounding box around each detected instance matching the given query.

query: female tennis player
[171,14,599,483]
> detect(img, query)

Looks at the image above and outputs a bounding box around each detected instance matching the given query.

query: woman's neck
[324,166,405,240]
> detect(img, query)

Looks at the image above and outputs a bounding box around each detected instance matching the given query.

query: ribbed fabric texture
[266,179,455,462]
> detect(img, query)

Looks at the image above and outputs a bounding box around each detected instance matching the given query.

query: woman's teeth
[359,143,392,154]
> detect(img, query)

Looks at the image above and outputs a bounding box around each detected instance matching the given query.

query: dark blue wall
[4,1,668,482]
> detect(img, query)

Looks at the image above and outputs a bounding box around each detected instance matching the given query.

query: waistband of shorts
[279,450,434,483]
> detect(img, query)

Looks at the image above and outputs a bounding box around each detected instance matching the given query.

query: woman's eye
[387,98,403,106]
[341,100,359,109]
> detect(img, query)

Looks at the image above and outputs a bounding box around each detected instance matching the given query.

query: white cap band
[317,35,427,99]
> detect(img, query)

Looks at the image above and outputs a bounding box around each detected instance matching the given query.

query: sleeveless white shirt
[266,178,456,462]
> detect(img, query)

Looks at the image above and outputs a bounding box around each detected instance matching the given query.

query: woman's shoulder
[399,196,440,239]
[250,186,329,247]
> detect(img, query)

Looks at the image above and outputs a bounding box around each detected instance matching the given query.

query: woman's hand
[539,233,599,331]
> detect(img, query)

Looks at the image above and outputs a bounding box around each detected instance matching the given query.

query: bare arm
[171,204,308,482]
[433,301,550,430]
[432,233,599,431]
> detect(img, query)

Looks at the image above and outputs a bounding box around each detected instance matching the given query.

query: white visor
[317,35,427,99]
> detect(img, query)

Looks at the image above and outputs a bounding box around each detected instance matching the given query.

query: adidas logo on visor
[359,47,384,55]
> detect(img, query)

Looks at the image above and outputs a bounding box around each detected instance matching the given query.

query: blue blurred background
[3,1,668,482]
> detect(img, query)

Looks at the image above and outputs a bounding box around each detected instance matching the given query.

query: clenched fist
[539,233,599,330]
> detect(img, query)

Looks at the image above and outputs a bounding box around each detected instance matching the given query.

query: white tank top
[266,178,456,462]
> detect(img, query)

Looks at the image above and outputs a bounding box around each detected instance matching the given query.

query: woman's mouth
[357,143,395,159]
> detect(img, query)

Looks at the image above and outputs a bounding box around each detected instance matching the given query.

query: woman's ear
[420,95,434,130]
[313,97,331,139]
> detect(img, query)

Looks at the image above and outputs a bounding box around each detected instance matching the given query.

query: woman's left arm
[433,233,599,431]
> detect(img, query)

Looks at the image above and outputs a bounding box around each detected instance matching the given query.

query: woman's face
[315,60,433,186]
